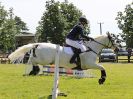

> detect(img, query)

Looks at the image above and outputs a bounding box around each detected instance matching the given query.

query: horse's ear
[106,31,111,37]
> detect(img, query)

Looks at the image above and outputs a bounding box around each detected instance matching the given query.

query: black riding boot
[70,53,77,64]
[70,50,82,70]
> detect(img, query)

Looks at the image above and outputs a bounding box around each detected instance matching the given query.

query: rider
[66,16,94,70]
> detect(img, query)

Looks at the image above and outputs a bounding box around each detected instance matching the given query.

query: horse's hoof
[98,78,105,85]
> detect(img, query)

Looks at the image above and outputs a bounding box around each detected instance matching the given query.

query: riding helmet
[79,17,88,24]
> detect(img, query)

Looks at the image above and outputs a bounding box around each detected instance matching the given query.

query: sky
[1,0,133,37]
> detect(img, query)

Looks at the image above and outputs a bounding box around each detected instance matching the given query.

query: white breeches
[66,39,87,52]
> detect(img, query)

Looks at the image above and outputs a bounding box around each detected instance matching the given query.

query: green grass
[0,63,133,99]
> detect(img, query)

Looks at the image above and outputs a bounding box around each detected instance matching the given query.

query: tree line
[0,1,133,53]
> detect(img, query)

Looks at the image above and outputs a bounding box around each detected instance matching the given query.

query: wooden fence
[0,53,10,64]
[116,54,133,63]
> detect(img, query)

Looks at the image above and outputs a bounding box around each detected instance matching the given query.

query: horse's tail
[8,43,37,63]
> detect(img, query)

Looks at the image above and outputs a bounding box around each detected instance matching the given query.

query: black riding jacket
[66,24,91,41]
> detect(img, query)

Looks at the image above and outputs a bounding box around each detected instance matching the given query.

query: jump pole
[52,45,60,99]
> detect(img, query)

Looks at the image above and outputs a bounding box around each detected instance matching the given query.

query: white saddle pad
[63,47,74,55]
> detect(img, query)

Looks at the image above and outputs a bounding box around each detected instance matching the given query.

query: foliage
[36,0,90,45]
[14,16,28,33]
[0,63,133,98]
[0,3,28,52]
[116,2,133,48]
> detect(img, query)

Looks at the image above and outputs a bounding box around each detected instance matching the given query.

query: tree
[14,16,29,33]
[36,0,90,45]
[0,8,17,51]
[0,3,7,27]
[116,2,133,48]
[0,3,28,52]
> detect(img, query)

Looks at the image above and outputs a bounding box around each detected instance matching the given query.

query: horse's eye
[116,41,120,43]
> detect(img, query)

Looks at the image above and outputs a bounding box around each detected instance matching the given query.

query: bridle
[93,35,115,48]
[84,34,116,55]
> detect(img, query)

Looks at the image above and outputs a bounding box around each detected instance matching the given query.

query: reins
[92,39,113,48]
[84,35,114,55]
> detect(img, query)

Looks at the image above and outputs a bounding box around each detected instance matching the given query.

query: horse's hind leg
[24,65,41,76]
[24,59,40,76]
[29,65,40,75]
[30,65,44,75]
[24,64,33,76]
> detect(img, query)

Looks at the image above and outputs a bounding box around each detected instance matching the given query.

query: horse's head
[83,32,122,50]
[106,32,122,49]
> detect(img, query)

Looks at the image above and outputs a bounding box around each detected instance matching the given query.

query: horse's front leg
[99,70,106,85]
[87,63,106,84]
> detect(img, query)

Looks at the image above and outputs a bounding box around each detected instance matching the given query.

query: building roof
[15,32,35,37]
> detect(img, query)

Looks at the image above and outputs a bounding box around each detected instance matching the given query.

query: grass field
[0,63,133,99]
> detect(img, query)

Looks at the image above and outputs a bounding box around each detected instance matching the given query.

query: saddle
[64,44,82,70]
